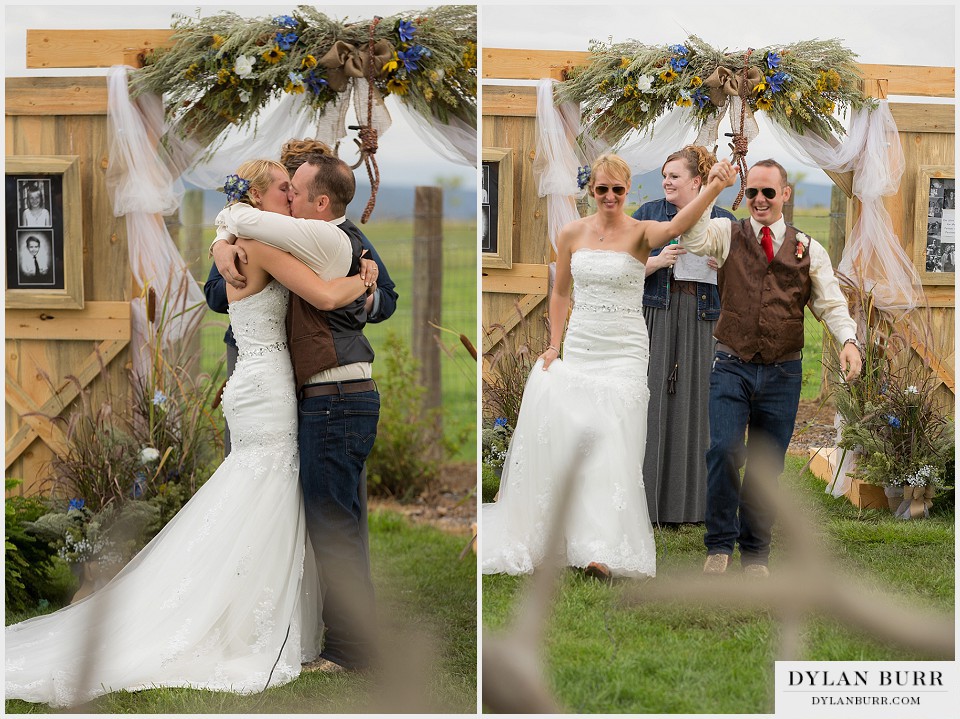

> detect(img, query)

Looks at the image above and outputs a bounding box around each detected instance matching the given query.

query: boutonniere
[795,232,811,259]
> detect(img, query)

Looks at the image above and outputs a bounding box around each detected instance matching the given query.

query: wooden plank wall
[480,113,551,383]
[6,83,131,495]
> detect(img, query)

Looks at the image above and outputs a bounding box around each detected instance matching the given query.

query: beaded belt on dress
[238,341,288,359]
[574,301,643,314]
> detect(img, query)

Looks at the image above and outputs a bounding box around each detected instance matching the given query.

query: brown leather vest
[715,219,812,363]
[286,222,374,389]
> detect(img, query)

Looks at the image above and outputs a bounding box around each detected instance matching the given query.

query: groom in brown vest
[682,159,862,576]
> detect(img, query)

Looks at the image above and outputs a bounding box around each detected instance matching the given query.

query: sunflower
[301,54,318,70]
[262,46,285,64]
[386,76,410,95]
[382,52,400,74]
[755,95,774,111]
[689,75,703,88]
[659,68,678,83]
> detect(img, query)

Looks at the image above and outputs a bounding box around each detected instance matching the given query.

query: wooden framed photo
[913,165,955,285]
[481,147,513,269]
[5,155,84,309]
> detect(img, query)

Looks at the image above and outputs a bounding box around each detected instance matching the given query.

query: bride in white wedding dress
[5,160,371,707]
[481,153,735,579]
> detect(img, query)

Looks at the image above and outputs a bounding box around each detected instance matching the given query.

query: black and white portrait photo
[18,178,52,227]
[16,230,56,286]
[924,177,955,273]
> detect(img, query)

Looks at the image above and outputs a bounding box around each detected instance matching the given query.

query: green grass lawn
[197,219,477,461]
[482,456,954,714]
[5,510,477,714]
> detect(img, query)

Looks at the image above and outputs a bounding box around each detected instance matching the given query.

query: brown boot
[702,553,730,574]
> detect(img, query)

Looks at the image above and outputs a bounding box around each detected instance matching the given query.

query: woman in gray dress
[632,145,736,525]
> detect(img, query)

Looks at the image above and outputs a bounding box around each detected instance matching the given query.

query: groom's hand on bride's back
[212,240,248,289]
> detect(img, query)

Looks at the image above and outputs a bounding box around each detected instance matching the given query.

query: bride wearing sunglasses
[481,152,736,579]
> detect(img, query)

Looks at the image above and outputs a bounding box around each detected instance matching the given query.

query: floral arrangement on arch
[130,5,477,147]
[827,275,954,517]
[557,35,872,146]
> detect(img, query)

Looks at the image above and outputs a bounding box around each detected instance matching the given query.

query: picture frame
[5,155,84,309]
[481,147,514,269]
[912,165,955,286]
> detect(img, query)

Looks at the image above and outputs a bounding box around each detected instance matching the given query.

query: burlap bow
[702,65,764,107]
[318,39,395,92]
[895,484,936,520]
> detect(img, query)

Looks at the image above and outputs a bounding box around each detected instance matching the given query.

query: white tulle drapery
[533,80,587,255]
[533,79,698,255]
[106,67,207,382]
[392,100,476,167]
[767,101,922,312]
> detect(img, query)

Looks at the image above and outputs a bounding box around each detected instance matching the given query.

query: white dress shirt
[213,206,370,381]
[213,204,352,280]
[681,205,858,345]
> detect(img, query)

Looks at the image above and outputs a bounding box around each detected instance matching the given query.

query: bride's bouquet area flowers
[558,35,870,145]
[828,278,954,519]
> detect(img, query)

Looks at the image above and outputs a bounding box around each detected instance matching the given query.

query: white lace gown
[482,249,657,578]
[5,280,322,707]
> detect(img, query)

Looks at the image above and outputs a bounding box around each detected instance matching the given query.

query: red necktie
[760,226,774,262]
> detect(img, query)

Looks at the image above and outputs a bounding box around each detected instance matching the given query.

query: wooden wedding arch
[481,47,955,404]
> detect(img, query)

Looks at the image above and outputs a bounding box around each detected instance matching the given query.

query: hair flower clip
[223,174,251,203]
[576,165,591,191]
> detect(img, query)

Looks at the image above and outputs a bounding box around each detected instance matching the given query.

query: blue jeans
[704,351,802,565]
[298,382,380,669]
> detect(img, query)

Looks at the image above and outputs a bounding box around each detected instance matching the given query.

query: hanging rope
[729,49,753,210]
[358,16,382,224]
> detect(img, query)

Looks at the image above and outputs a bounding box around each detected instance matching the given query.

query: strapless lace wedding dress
[481,249,657,578]
[6,280,321,707]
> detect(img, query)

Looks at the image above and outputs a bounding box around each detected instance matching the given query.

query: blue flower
[887,415,902,428]
[223,174,250,203]
[692,88,710,108]
[68,498,85,511]
[152,389,168,407]
[132,472,147,499]
[767,71,790,93]
[576,165,591,190]
[275,31,299,51]
[494,417,508,428]
[397,19,416,43]
[304,70,329,95]
[273,15,297,28]
[766,52,782,70]
[670,57,689,72]
[398,45,430,72]
[668,44,689,56]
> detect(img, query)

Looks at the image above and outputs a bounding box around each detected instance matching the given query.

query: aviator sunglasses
[594,185,627,197]
[744,187,778,200]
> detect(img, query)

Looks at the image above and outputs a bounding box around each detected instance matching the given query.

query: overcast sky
[3,3,478,190]
[482,0,957,184]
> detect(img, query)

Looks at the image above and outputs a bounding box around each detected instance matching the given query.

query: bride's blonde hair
[231,159,288,207]
[588,153,632,192]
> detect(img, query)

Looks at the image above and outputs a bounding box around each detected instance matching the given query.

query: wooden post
[412,186,443,423]
[818,184,850,402]
[783,183,795,225]
[180,189,206,281]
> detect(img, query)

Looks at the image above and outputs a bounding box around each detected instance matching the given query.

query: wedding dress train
[6,280,321,707]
